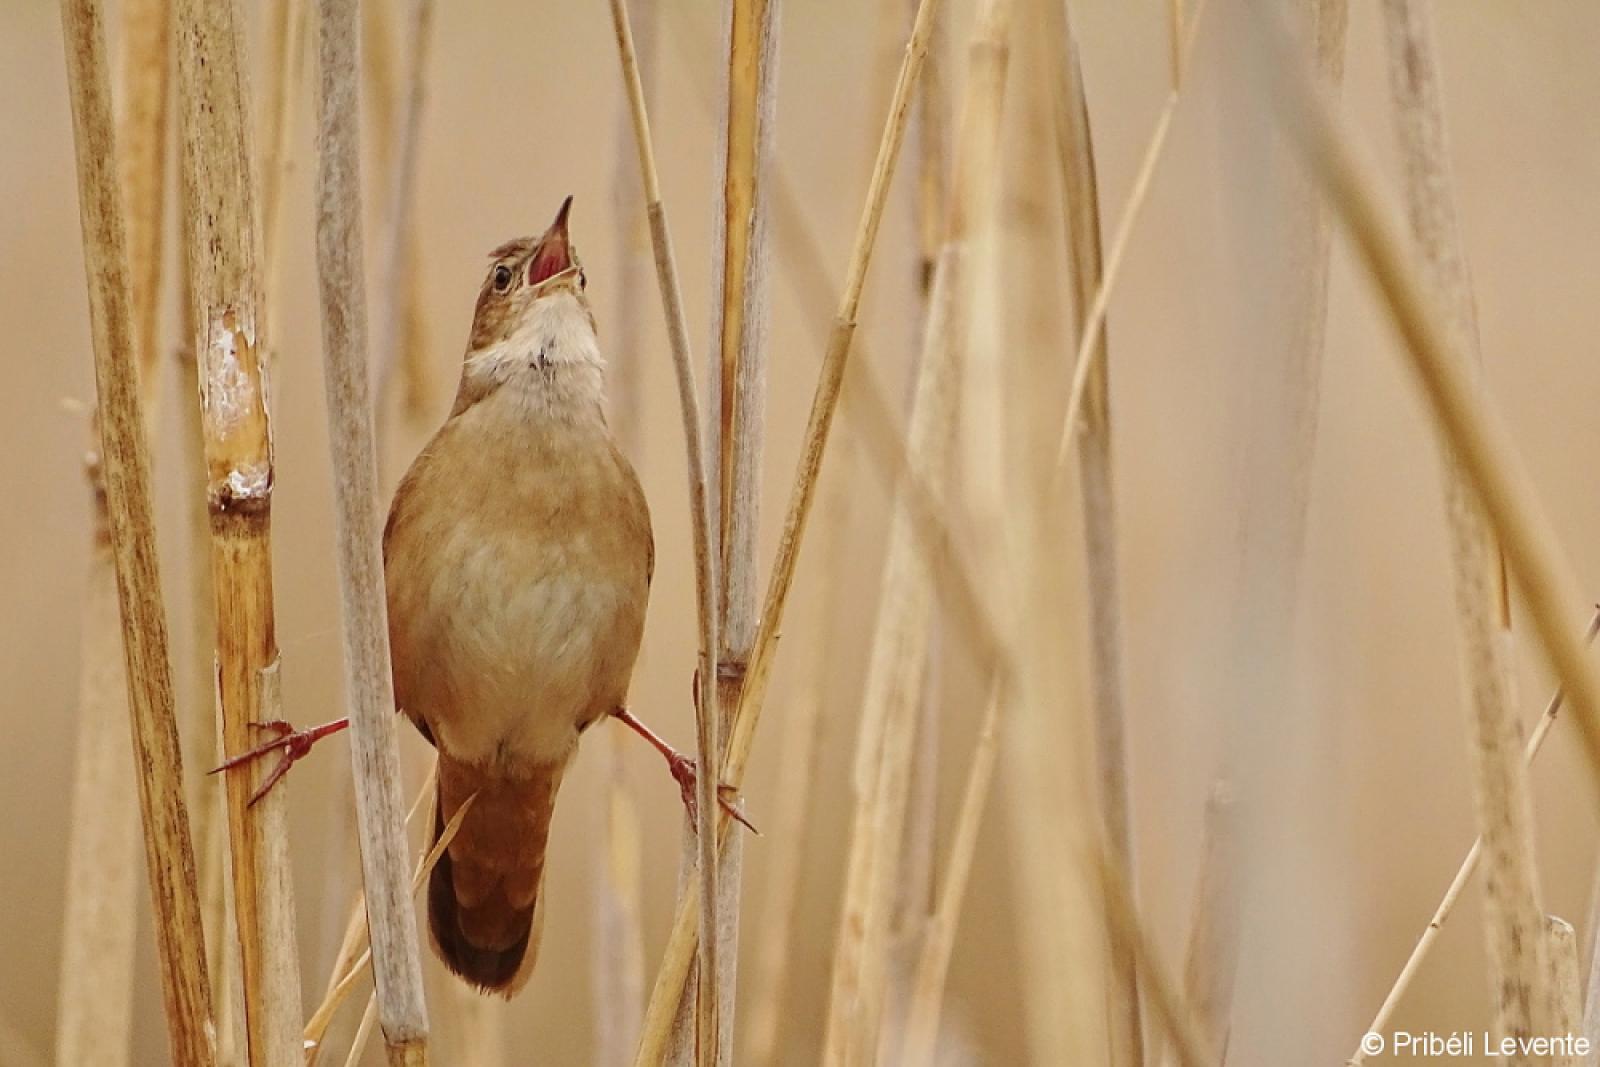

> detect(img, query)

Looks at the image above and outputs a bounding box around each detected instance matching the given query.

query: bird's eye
[578,270,587,291]
[492,265,513,292]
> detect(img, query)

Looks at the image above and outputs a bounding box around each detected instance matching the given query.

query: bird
[213,196,750,996]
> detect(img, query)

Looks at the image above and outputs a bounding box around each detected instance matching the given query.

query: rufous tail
[428,753,560,995]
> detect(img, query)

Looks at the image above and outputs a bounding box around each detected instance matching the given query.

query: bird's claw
[209,717,349,806]
[668,754,759,836]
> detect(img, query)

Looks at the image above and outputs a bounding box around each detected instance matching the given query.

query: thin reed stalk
[632,1,945,1058]
[58,0,215,1061]
[370,0,435,447]
[679,0,784,1058]
[1051,0,1212,475]
[312,1,432,1062]
[605,4,723,1064]
[305,792,471,1063]
[56,0,169,1060]
[596,2,659,1062]
[1039,2,1142,1062]
[1346,607,1600,1064]
[1380,0,1550,1047]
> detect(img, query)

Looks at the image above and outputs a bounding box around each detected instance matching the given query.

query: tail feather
[428,755,559,996]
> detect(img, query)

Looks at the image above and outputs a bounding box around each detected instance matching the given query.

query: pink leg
[210,717,350,806]
[611,707,758,835]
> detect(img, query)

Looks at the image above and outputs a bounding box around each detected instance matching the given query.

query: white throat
[460,290,605,419]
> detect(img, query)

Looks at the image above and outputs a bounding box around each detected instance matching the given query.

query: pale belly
[384,409,652,775]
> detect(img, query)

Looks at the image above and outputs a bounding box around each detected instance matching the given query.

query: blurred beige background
[5,1,1600,1064]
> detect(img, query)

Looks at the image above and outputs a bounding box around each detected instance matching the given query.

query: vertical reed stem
[313,0,432,1060]
[1380,1,1549,1049]
[58,0,215,1060]
[174,0,306,1059]
[56,0,170,1060]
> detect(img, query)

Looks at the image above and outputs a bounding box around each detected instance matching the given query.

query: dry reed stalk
[880,0,943,1000]
[636,4,940,1062]
[304,767,434,1064]
[174,0,309,1060]
[1380,0,1550,1048]
[371,0,435,446]
[596,3,659,1062]
[632,0,945,1059]
[1346,607,1600,1064]
[1050,0,1212,475]
[1039,2,1142,1062]
[312,1,433,1062]
[679,0,784,1058]
[306,795,473,1064]
[605,4,723,1065]
[58,0,216,1061]
[55,0,170,1060]
[1551,918,1582,1067]
[823,3,1011,1063]
[1263,0,1600,913]
[1585,903,1600,1066]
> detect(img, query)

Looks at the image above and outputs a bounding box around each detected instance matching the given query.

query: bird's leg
[610,706,758,835]
[209,717,350,806]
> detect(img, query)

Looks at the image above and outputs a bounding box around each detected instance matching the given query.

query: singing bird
[216,197,747,995]
[381,196,658,992]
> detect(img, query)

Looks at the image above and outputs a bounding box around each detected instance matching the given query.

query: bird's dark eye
[492,265,513,292]
[578,270,587,291]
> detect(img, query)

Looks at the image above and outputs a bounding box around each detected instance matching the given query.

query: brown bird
[215,196,749,995]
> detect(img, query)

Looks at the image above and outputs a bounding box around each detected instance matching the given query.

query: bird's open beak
[528,195,575,287]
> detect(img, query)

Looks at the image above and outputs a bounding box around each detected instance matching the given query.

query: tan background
[5,1,1600,1064]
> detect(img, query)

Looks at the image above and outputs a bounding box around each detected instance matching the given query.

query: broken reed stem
[605,4,723,1064]
[313,0,432,1060]
[1380,0,1549,1047]
[56,0,169,1060]
[371,0,435,447]
[57,0,215,1062]
[632,2,945,1059]
[1265,0,1600,884]
[174,0,309,1059]
[1345,607,1600,1064]
[1040,2,1143,1063]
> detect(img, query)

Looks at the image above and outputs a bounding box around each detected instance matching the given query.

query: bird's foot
[611,706,758,835]
[209,717,350,806]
